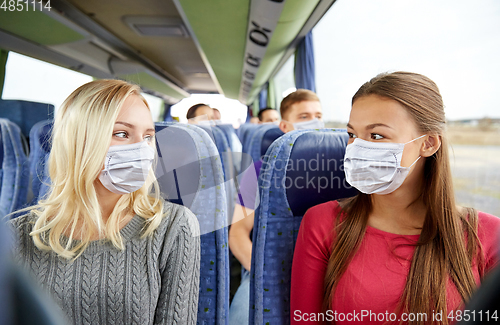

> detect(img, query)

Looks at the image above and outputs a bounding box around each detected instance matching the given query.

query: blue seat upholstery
[0,119,29,217]
[242,125,280,172]
[28,120,53,203]
[216,124,242,174]
[198,125,236,225]
[155,122,229,325]
[238,123,260,147]
[0,100,54,139]
[260,127,284,160]
[249,129,358,325]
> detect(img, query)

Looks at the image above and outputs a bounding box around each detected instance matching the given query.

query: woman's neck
[368,181,427,236]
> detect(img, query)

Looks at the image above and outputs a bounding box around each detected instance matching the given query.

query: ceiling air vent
[123,16,189,38]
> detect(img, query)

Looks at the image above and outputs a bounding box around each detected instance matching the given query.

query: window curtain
[294,31,316,92]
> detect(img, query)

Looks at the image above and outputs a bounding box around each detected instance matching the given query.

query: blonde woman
[290,72,500,324]
[9,80,200,324]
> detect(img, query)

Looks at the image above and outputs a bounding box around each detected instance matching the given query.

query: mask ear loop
[404,134,427,144]
[404,134,426,168]
[408,155,421,168]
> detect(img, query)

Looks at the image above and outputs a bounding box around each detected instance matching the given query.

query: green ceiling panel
[118,72,187,101]
[0,10,85,45]
[177,0,250,99]
[247,0,320,102]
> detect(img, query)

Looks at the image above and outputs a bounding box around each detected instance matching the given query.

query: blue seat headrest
[285,131,358,216]
[154,124,201,208]
[260,128,284,157]
[0,100,54,138]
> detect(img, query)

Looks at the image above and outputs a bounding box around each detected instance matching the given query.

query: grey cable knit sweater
[9,202,200,325]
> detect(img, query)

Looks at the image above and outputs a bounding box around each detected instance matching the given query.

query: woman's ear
[421,134,441,157]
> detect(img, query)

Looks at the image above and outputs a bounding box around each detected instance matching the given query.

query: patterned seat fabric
[216,124,242,174]
[155,123,229,325]
[240,124,275,172]
[0,100,54,140]
[0,118,29,218]
[28,120,53,203]
[238,123,260,148]
[200,126,236,227]
[249,129,358,325]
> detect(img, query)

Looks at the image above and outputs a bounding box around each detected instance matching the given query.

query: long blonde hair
[323,72,483,324]
[23,79,164,259]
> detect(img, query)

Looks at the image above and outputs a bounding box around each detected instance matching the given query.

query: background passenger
[9,80,200,325]
[290,72,500,324]
[228,89,323,324]
[257,107,280,124]
[186,103,214,124]
[212,108,221,120]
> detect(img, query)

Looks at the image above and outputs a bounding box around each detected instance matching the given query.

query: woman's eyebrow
[115,121,155,133]
[366,123,393,130]
[115,121,134,128]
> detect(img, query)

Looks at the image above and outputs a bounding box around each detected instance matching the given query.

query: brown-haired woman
[290,72,500,324]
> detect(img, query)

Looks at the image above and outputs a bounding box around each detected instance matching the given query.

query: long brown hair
[323,72,484,324]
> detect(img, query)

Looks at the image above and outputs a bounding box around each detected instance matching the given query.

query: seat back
[216,124,242,173]
[238,123,260,147]
[242,125,279,171]
[154,122,229,325]
[0,100,54,139]
[249,129,358,325]
[0,119,29,217]
[28,120,53,203]
[198,125,236,224]
[260,127,284,159]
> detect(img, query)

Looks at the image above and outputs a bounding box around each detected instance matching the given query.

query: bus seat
[0,100,54,140]
[199,125,236,225]
[0,119,29,218]
[249,129,358,325]
[216,124,242,174]
[238,123,260,146]
[28,120,53,204]
[242,125,279,171]
[260,127,284,159]
[155,122,229,325]
[241,125,262,155]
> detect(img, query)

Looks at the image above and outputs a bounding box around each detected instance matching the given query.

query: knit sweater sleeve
[154,205,200,325]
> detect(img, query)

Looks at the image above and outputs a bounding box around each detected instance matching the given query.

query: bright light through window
[171,94,247,127]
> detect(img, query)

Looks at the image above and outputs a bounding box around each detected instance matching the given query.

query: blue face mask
[292,118,325,130]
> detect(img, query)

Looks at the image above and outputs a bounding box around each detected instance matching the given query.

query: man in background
[257,107,280,124]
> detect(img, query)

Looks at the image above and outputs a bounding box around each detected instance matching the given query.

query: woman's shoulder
[299,200,342,240]
[159,201,200,238]
[303,200,342,224]
[476,210,500,243]
[8,213,37,235]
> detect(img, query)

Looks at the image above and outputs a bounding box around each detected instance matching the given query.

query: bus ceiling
[0,0,335,105]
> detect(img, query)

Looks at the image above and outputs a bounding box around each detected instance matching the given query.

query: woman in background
[9,80,200,324]
[291,72,500,324]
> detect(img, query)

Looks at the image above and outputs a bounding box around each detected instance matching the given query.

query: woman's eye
[113,131,127,138]
[144,135,154,142]
[371,133,384,140]
[347,132,357,139]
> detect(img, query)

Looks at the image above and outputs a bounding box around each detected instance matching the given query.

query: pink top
[290,201,500,324]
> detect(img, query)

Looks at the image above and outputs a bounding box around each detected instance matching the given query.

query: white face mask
[292,118,325,130]
[343,135,425,195]
[99,140,155,194]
